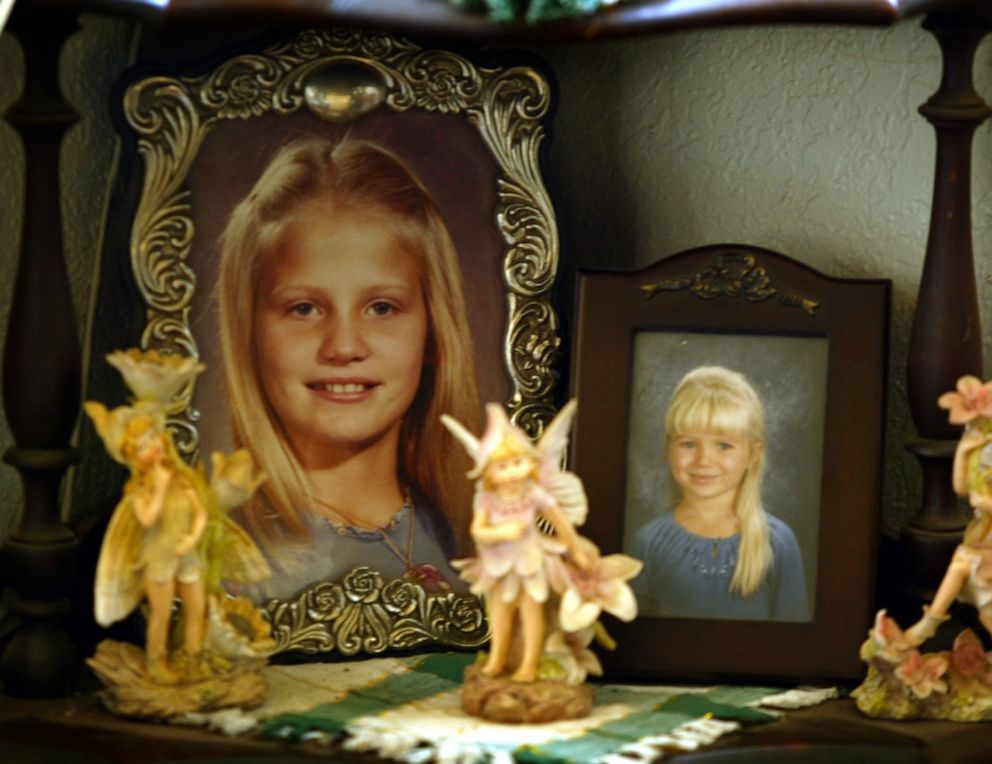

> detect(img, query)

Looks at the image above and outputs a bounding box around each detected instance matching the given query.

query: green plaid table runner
[247,652,827,763]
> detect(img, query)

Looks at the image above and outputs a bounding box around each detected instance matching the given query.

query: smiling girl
[631,366,808,622]
[217,138,480,599]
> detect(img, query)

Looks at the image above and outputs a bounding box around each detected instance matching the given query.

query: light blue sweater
[631,511,809,622]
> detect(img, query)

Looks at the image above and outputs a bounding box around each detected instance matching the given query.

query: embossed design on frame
[124,28,560,455]
[640,252,819,316]
[263,567,488,655]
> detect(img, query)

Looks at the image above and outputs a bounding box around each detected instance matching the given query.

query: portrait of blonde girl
[217,137,482,600]
[632,365,808,622]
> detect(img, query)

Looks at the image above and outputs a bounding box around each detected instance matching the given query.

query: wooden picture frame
[570,244,889,682]
[84,28,563,658]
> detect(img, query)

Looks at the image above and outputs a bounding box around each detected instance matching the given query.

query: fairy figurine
[85,350,274,714]
[442,401,641,720]
[854,376,992,721]
[903,376,992,644]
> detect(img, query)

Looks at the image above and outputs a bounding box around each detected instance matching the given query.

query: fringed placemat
[180,653,838,763]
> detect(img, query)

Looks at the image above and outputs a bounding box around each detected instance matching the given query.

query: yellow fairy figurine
[443,401,641,692]
[86,350,271,688]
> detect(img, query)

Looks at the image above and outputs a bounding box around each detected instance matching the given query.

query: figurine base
[87,639,268,719]
[461,663,593,723]
[854,630,992,722]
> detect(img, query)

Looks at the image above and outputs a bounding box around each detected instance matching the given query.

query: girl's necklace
[312,494,450,594]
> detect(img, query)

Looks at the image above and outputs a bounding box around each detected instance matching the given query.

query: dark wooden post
[901,13,992,609]
[0,8,83,696]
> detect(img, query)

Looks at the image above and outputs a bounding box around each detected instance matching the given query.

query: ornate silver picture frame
[119,29,561,656]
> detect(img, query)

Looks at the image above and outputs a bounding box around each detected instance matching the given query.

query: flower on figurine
[541,627,603,685]
[895,650,949,699]
[866,609,919,664]
[950,629,992,680]
[559,538,642,632]
[107,348,205,405]
[938,375,992,424]
[204,594,277,659]
[210,450,266,509]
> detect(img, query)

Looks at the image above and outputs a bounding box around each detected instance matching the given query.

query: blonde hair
[964,422,992,546]
[118,411,203,497]
[218,138,480,550]
[481,434,538,490]
[665,365,770,596]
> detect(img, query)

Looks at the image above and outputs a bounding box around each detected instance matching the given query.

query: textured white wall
[0,18,989,541]
[534,23,992,535]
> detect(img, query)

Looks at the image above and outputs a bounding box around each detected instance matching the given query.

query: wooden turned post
[0,9,82,697]
[901,13,992,607]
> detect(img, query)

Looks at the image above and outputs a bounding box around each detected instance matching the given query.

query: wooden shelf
[2,689,990,764]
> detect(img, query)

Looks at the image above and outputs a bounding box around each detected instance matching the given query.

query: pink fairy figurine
[442,401,639,685]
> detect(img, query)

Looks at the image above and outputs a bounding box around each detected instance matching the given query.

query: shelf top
[15,0,992,41]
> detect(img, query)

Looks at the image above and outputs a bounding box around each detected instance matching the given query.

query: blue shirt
[243,499,464,601]
[631,512,809,622]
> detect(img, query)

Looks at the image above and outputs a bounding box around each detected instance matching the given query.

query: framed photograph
[90,29,563,656]
[570,245,889,681]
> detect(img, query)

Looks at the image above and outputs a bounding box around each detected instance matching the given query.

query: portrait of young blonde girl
[217,137,481,600]
[631,365,809,622]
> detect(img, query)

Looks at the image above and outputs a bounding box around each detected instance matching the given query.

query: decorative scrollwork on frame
[124,27,560,464]
[472,68,555,300]
[506,295,560,437]
[640,252,820,316]
[405,51,484,113]
[263,567,488,655]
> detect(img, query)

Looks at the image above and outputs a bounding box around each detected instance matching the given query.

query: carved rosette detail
[640,252,819,316]
[404,51,483,113]
[263,567,488,655]
[125,28,556,652]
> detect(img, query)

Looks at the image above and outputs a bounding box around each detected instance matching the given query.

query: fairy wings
[86,401,271,627]
[440,399,588,527]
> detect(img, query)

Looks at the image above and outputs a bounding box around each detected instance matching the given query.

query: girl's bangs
[668,390,752,440]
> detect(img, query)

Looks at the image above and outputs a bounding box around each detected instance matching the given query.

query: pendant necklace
[313,494,450,594]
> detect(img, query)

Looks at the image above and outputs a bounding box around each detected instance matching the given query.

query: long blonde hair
[664,365,770,596]
[217,138,480,550]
